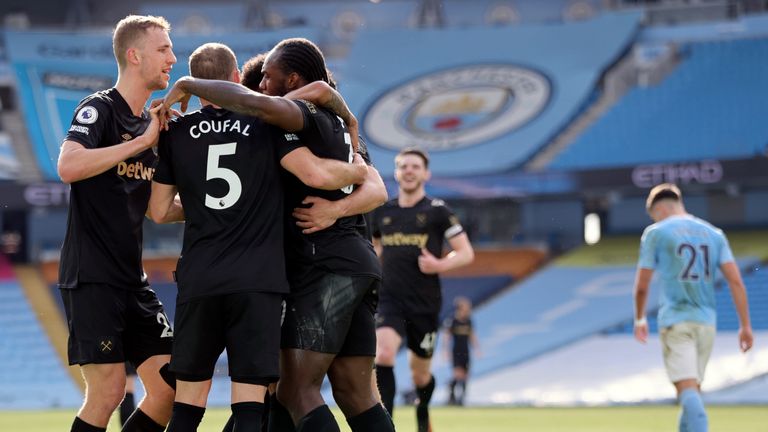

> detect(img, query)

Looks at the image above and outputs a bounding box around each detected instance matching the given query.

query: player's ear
[127,48,141,65]
[232,68,241,84]
[287,72,301,90]
[424,169,432,182]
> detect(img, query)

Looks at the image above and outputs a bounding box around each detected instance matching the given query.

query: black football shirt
[447,316,473,356]
[153,106,290,304]
[59,88,156,290]
[372,196,464,314]
[276,100,381,287]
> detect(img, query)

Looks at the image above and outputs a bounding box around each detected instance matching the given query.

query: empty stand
[549,37,768,169]
[0,259,81,408]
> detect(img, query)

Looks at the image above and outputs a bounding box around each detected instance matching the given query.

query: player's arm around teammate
[292,158,388,234]
[160,77,368,191]
[160,76,357,141]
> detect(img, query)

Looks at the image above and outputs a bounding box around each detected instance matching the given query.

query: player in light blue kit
[633,183,753,432]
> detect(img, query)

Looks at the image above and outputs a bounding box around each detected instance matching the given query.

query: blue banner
[5,28,318,180]
[341,12,641,176]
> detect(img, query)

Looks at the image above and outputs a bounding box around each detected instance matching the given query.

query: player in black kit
[56,15,177,432]
[151,43,368,432]
[372,148,475,432]
[442,297,479,406]
[160,38,392,432]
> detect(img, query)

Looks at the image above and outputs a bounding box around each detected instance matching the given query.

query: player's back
[641,214,733,327]
[157,106,289,303]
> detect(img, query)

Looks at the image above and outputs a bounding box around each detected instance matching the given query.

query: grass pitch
[2,405,767,432]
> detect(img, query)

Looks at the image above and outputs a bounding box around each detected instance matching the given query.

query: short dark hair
[241,53,267,91]
[270,38,330,85]
[646,183,682,211]
[396,147,430,169]
[189,43,237,81]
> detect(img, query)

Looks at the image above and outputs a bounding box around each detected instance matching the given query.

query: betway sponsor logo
[632,160,723,188]
[117,161,154,181]
[380,233,429,248]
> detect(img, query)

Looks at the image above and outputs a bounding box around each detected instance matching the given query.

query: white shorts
[660,321,716,384]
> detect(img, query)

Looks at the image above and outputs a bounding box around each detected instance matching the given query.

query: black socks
[375,365,396,416]
[415,375,436,432]
[347,404,395,432]
[165,402,205,432]
[295,405,340,432]
[71,417,106,432]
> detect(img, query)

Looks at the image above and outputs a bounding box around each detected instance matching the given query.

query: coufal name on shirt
[189,119,251,139]
[116,161,154,180]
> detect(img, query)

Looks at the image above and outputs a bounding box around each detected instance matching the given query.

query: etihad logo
[381,232,428,248]
[364,64,550,151]
[117,161,155,181]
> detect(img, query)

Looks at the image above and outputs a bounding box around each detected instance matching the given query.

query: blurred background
[0,0,766,413]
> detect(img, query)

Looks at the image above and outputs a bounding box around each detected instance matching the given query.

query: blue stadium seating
[549,37,768,169]
[606,261,768,334]
[717,266,768,330]
[0,281,81,409]
[439,275,513,322]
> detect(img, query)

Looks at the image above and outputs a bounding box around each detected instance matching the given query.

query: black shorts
[452,352,470,370]
[170,291,282,384]
[282,273,378,357]
[61,284,173,367]
[376,298,439,359]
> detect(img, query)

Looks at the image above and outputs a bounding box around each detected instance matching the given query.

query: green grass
[3,405,767,432]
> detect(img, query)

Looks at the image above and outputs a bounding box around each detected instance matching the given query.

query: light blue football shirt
[638,214,735,328]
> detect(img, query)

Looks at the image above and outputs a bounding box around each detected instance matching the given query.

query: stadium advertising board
[0,158,763,206]
[4,28,318,180]
[414,157,768,199]
[342,12,641,176]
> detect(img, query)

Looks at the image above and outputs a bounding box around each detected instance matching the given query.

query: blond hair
[113,15,171,70]
[646,183,682,211]
[189,43,238,81]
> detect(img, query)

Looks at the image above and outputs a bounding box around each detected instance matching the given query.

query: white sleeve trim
[444,224,464,239]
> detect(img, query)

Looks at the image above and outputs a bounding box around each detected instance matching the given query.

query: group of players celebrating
[57,14,475,432]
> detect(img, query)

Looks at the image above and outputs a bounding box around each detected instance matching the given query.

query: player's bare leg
[276,349,339,432]
[75,363,127,429]
[166,380,211,432]
[123,354,174,431]
[329,356,394,432]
